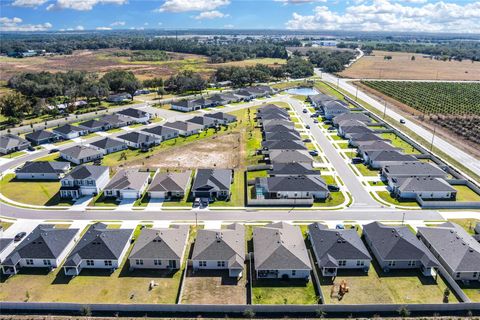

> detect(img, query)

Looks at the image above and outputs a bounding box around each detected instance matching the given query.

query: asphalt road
[320,71,480,179]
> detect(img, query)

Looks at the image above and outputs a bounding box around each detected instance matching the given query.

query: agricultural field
[339,50,480,81]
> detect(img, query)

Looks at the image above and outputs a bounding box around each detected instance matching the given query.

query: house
[308,223,371,276]
[171,99,203,112]
[308,94,338,109]
[100,114,132,128]
[0,134,31,155]
[141,125,179,141]
[338,124,373,139]
[390,177,457,200]
[264,131,301,141]
[257,112,290,122]
[268,162,319,177]
[25,130,59,146]
[417,222,480,282]
[117,132,161,149]
[348,132,385,147]
[78,119,110,133]
[53,124,88,140]
[207,94,231,106]
[0,237,15,264]
[117,108,151,123]
[106,93,132,103]
[267,149,314,165]
[191,223,245,278]
[129,225,189,270]
[357,140,402,157]
[217,92,241,104]
[60,145,103,165]
[148,170,192,199]
[63,223,133,276]
[163,121,203,137]
[59,165,110,199]
[103,169,150,200]
[381,162,447,182]
[332,113,372,126]
[476,223,480,235]
[1,225,79,275]
[322,101,350,120]
[261,140,307,152]
[15,161,70,180]
[363,222,438,276]
[247,85,272,97]
[89,137,128,155]
[205,112,237,125]
[254,175,329,200]
[258,104,289,115]
[253,222,312,279]
[234,89,255,101]
[364,150,419,169]
[187,116,217,129]
[262,122,295,132]
[191,168,232,201]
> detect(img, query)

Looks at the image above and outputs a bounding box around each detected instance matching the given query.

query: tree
[0,92,31,119]
[397,305,410,318]
[101,70,138,93]
[124,79,142,100]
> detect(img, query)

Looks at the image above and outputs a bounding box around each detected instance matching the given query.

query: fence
[247,198,313,206]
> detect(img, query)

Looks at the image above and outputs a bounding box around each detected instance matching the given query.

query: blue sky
[1,0,479,33]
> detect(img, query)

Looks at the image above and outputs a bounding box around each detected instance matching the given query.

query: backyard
[252,278,318,305]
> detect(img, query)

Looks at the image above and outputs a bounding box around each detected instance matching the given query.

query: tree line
[306,50,356,73]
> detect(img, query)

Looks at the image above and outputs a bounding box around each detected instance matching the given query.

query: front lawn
[209,170,245,207]
[252,278,318,305]
[1,150,26,159]
[354,163,379,176]
[380,133,421,154]
[313,192,345,208]
[376,191,419,208]
[448,219,479,235]
[453,185,480,202]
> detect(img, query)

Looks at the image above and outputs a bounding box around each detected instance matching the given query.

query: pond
[285,87,319,96]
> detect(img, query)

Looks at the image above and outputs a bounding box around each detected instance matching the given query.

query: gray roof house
[269,162,319,177]
[417,222,480,282]
[1,225,79,275]
[191,223,245,278]
[255,175,329,201]
[187,116,217,129]
[322,101,350,120]
[390,177,457,200]
[261,140,307,152]
[148,170,192,199]
[476,223,480,235]
[63,222,134,276]
[164,121,203,137]
[257,104,289,115]
[103,169,151,200]
[78,119,110,133]
[338,124,373,139]
[364,150,418,169]
[141,125,179,142]
[382,162,447,181]
[363,222,438,276]
[262,122,295,132]
[128,225,189,270]
[191,169,232,201]
[267,149,314,165]
[357,140,402,157]
[60,145,103,165]
[333,113,372,126]
[118,132,161,149]
[15,161,70,180]
[52,124,88,140]
[89,137,128,155]
[204,112,237,125]
[309,94,338,108]
[0,237,15,264]
[348,132,385,147]
[0,134,31,155]
[308,223,372,276]
[253,222,312,279]
[257,112,290,122]
[171,99,204,112]
[25,130,59,145]
[60,165,110,199]
[264,131,301,141]
[117,108,151,123]
[100,114,132,128]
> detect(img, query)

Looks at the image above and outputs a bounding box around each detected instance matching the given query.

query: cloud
[0,17,52,31]
[11,0,48,7]
[110,21,126,26]
[96,26,112,30]
[275,0,327,4]
[224,24,234,28]
[194,10,228,19]
[47,0,127,11]
[60,25,85,31]
[285,0,480,33]
[156,0,230,13]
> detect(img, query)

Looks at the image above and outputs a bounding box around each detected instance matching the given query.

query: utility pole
[336,77,339,89]
[402,212,406,226]
[430,125,436,152]
[355,86,359,101]
[383,100,387,119]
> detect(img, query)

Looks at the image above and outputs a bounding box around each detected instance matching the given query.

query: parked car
[193,198,201,208]
[400,119,406,124]
[309,150,318,156]
[335,224,345,229]
[305,125,310,129]
[328,126,336,131]
[200,198,209,209]
[313,119,319,123]
[328,185,340,192]
[49,148,59,154]
[303,138,312,143]
[303,109,308,113]
[310,114,317,118]
[14,232,27,242]
[352,157,363,164]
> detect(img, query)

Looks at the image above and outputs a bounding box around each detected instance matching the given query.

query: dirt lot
[181,269,247,304]
[120,133,241,170]
[340,50,480,81]
[0,49,213,81]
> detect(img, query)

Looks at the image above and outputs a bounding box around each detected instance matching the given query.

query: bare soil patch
[340,50,480,81]
[120,133,241,170]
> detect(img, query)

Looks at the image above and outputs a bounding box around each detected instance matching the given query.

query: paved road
[288,97,380,208]
[320,71,480,179]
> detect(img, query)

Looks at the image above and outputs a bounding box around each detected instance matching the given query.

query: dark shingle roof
[258,175,328,192]
[269,149,313,164]
[25,130,57,141]
[164,121,203,132]
[205,112,237,122]
[262,140,307,150]
[192,169,232,192]
[118,132,158,144]
[105,169,150,191]
[61,145,103,159]
[90,137,126,150]
[187,116,216,127]
[63,165,109,180]
[142,125,179,137]
[366,150,418,162]
[383,162,446,177]
[333,113,372,125]
[129,225,189,260]
[148,171,192,193]
[269,162,318,176]
[53,124,84,135]
[78,119,108,129]
[16,161,70,174]
[117,108,149,119]
[394,177,456,193]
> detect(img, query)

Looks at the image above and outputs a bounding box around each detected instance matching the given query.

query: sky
[1,0,480,34]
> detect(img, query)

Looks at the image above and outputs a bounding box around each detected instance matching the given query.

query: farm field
[339,50,480,80]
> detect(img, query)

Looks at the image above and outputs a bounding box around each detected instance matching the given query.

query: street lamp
[383,100,387,119]
[430,126,437,152]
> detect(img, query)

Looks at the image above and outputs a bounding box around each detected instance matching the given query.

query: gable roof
[394,177,456,193]
[383,162,446,178]
[16,161,70,174]
[192,223,245,269]
[363,222,438,267]
[53,124,84,135]
[192,169,232,192]
[264,131,301,141]
[63,165,109,180]
[205,112,237,122]
[309,94,338,105]
[254,222,312,271]
[105,169,150,191]
[141,125,179,137]
[333,112,372,125]
[418,222,480,273]
[25,130,58,141]
[164,121,203,132]
[148,171,192,192]
[3,225,78,265]
[129,225,189,260]
[61,145,103,159]
[262,140,307,151]
[78,119,109,129]
[258,175,328,192]
[268,149,313,164]
[366,150,418,162]
[90,137,126,150]
[269,162,318,176]
[118,132,158,144]
[64,223,133,266]
[100,114,131,126]
[187,116,217,127]
[0,134,29,149]
[357,140,402,153]
[308,223,371,268]
[117,108,149,119]
[349,132,383,142]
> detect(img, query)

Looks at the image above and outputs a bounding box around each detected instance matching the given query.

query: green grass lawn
[0,220,13,230]
[209,170,245,207]
[368,180,387,186]
[1,150,26,159]
[376,191,419,208]
[252,278,318,305]
[330,135,344,141]
[453,185,480,202]
[106,127,123,133]
[247,170,268,180]
[0,173,72,206]
[53,139,73,146]
[90,192,119,207]
[354,163,379,176]
[33,152,61,162]
[344,151,356,159]
[313,192,345,207]
[460,282,480,302]
[448,219,479,235]
[380,133,421,154]
[337,142,350,149]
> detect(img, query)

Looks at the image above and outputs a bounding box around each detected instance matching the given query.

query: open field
[252,278,318,305]
[380,133,421,154]
[339,50,480,80]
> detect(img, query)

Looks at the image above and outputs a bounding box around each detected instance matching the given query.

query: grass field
[453,185,480,202]
[339,50,480,81]
[354,163,379,176]
[252,278,318,305]
[380,133,421,154]
[1,151,26,159]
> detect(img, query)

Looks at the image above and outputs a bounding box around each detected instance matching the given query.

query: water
[285,87,319,96]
